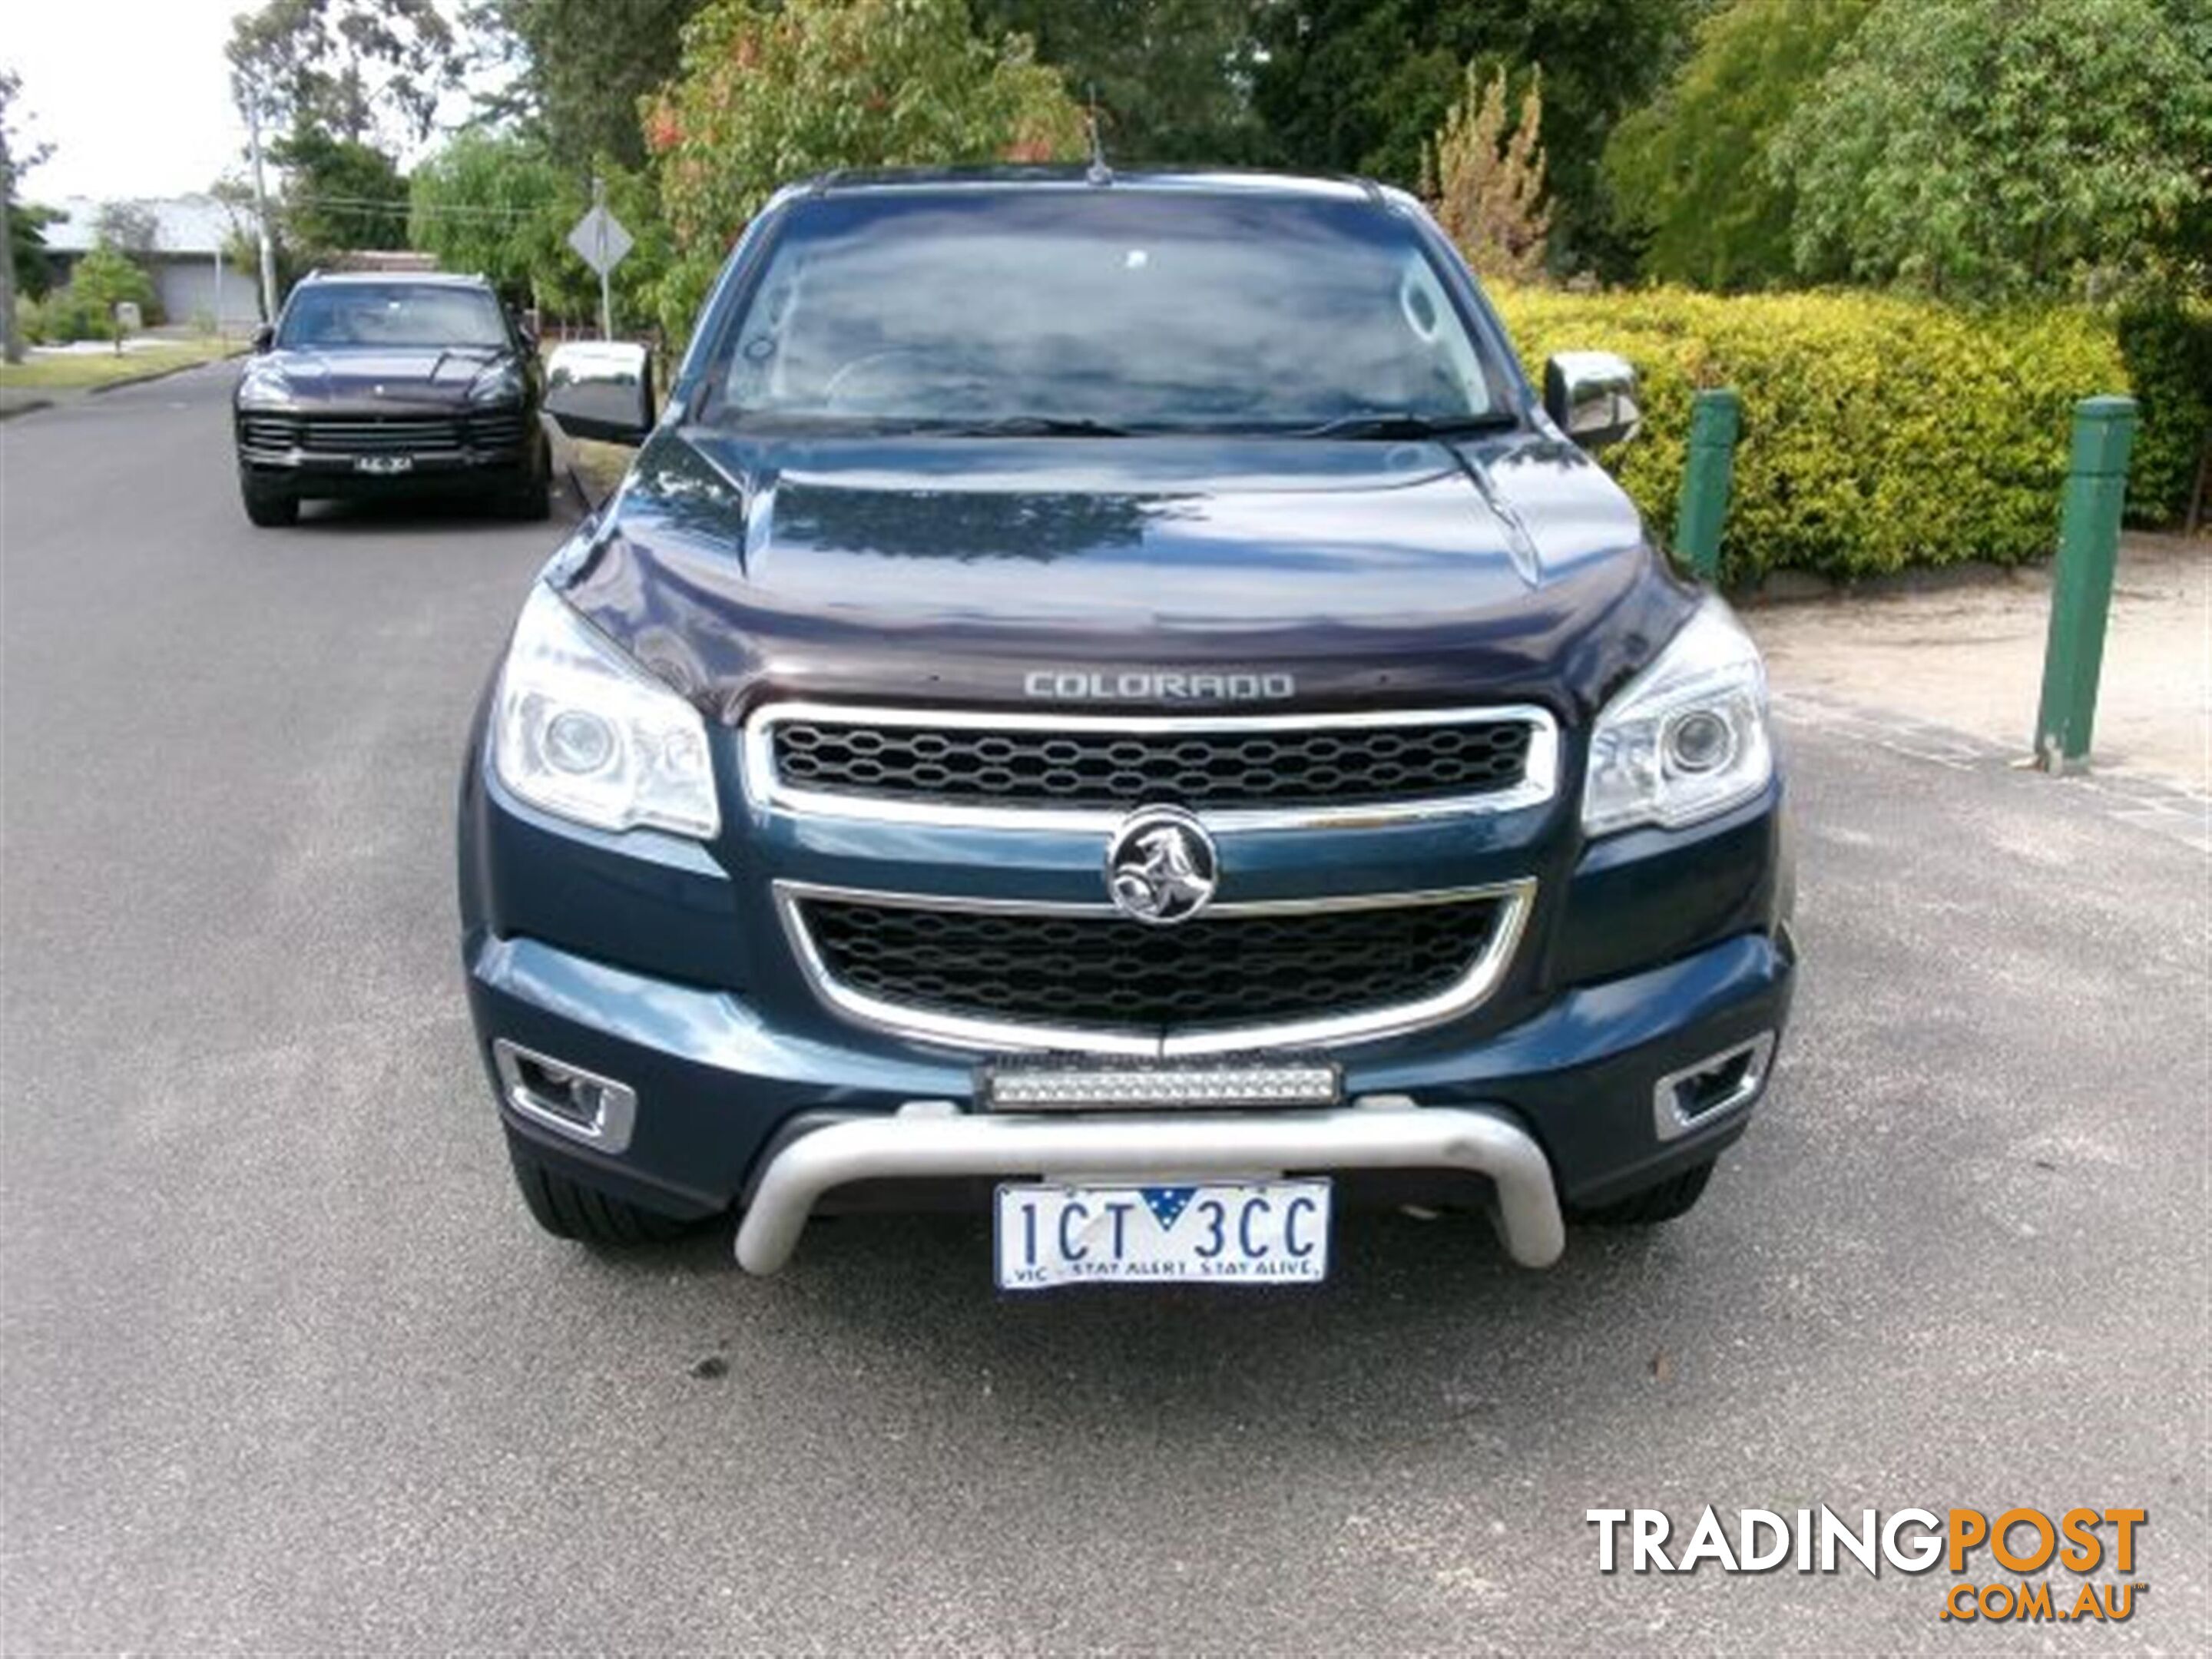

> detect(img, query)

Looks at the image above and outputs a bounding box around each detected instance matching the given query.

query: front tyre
[498,435,553,521]
[505,1131,698,1246]
[1572,1157,1716,1226]
[501,480,552,522]
[240,473,298,528]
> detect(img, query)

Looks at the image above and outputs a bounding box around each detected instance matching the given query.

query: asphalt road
[2,366,2206,1654]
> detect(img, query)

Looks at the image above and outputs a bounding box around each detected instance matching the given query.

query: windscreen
[278,283,509,349]
[700,190,1509,433]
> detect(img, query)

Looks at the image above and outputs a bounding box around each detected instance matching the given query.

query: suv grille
[769,715,1536,811]
[796,896,1508,1033]
[238,411,528,455]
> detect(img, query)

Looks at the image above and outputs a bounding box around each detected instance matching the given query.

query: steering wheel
[823,346,992,410]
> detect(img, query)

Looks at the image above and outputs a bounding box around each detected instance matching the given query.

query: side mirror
[1542,350,1641,449]
[252,323,275,353]
[545,339,655,445]
[510,306,538,350]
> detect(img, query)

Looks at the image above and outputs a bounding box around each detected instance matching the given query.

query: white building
[42,196,265,329]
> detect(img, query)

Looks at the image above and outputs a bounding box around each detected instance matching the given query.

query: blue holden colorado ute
[456,168,1795,1290]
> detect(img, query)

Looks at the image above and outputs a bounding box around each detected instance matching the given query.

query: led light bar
[981,1058,1343,1111]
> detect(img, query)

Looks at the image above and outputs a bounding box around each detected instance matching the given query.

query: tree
[1602,0,1875,291]
[409,127,569,303]
[227,0,462,147]
[224,1,456,306]
[467,0,707,171]
[407,126,675,326]
[68,244,157,354]
[2155,0,2212,296]
[3,65,57,363]
[273,128,410,260]
[1773,0,2212,302]
[644,0,1087,341]
[971,0,1267,163]
[1426,65,1551,284]
[1250,0,1702,273]
[10,200,58,301]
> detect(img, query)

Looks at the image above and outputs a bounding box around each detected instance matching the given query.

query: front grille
[301,413,463,452]
[770,715,1536,811]
[238,411,526,454]
[465,411,529,451]
[239,413,303,449]
[797,896,1507,1033]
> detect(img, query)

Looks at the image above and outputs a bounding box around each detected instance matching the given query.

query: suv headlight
[469,362,524,404]
[491,584,720,838]
[237,369,293,409]
[1582,596,1772,836]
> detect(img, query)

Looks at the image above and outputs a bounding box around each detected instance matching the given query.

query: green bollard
[1675,388,1742,582]
[2033,396,2137,773]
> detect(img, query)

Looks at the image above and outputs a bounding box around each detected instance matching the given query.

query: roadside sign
[569,187,632,341]
[566,204,633,276]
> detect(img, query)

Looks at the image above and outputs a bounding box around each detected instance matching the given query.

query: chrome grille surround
[237,409,530,458]
[774,878,1538,1057]
[743,701,1561,831]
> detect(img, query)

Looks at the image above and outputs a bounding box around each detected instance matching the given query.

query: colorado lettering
[1022,670,1296,702]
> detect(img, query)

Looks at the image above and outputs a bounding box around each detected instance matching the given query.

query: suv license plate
[354,455,414,475]
[995,1180,1331,1290]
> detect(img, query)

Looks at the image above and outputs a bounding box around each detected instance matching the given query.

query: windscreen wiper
[427,345,503,381]
[938,416,1132,438]
[1290,411,1520,441]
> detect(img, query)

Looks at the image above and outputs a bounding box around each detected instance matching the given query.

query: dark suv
[459,170,1795,1290]
[233,271,548,526]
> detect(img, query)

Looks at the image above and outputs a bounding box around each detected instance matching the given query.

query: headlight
[237,371,293,409]
[491,584,720,838]
[1581,596,1772,836]
[469,363,524,403]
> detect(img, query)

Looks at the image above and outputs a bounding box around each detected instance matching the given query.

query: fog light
[492,1040,638,1152]
[1652,1033,1774,1141]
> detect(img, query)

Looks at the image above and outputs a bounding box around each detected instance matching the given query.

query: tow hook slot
[1652,1032,1774,1141]
[494,1039,638,1153]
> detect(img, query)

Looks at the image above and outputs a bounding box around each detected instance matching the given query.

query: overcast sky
[8,0,253,204]
[7,0,492,207]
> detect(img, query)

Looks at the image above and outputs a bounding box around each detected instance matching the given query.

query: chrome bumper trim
[492,1038,639,1154]
[1652,1031,1775,1141]
[733,1098,1566,1273]
[773,876,1538,1058]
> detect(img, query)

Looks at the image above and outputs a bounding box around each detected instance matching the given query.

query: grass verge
[567,439,634,507]
[0,339,243,392]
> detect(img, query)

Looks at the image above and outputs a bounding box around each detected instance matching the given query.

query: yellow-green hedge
[1489,284,2133,584]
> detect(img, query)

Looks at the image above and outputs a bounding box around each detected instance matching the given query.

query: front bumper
[240,452,534,497]
[735,1100,1569,1271]
[460,714,1795,1267]
[465,913,1793,1264]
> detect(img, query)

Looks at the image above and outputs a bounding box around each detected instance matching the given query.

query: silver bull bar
[734,1097,1566,1274]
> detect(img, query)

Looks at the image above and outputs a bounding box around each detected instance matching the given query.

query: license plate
[995,1179,1331,1290]
[353,455,414,475]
